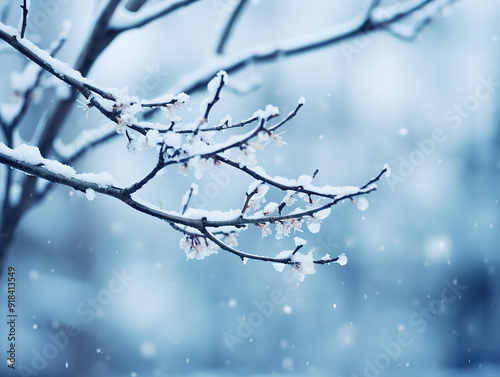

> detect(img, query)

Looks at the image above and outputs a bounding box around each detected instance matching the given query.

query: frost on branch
[291,251,316,282]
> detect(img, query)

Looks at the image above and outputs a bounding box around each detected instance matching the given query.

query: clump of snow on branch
[291,251,316,282]
[294,237,307,247]
[383,163,391,177]
[337,254,348,266]
[0,143,116,187]
[272,242,316,282]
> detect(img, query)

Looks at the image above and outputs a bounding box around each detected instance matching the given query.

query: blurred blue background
[0,0,499,376]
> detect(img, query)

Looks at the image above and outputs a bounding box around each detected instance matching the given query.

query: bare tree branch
[157,0,456,97]
[125,0,150,12]
[54,125,117,165]
[109,0,201,31]
[181,184,196,215]
[201,227,292,264]
[19,0,28,39]
[0,33,66,215]
[216,0,248,54]
[125,158,164,194]
[9,36,67,131]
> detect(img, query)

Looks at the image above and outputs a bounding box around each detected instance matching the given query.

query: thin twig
[217,156,336,200]
[240,182,263,215]
[182,186,195,215]
[197,114,259,132]
[10,35,67,130]
[167,118,267,166]
[19,0,28,39]
[201,226,341,266]
[292,244,304,255]
[360,167,388,190]
[202,73,225,123]
[201,226,292,263]
[268,101,303,132]
[140,98,179,108]
[125,158,164,194]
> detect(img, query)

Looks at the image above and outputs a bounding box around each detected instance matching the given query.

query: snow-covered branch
[0,137,387,272]
[53,123,116,165]
[0,23,116,100]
